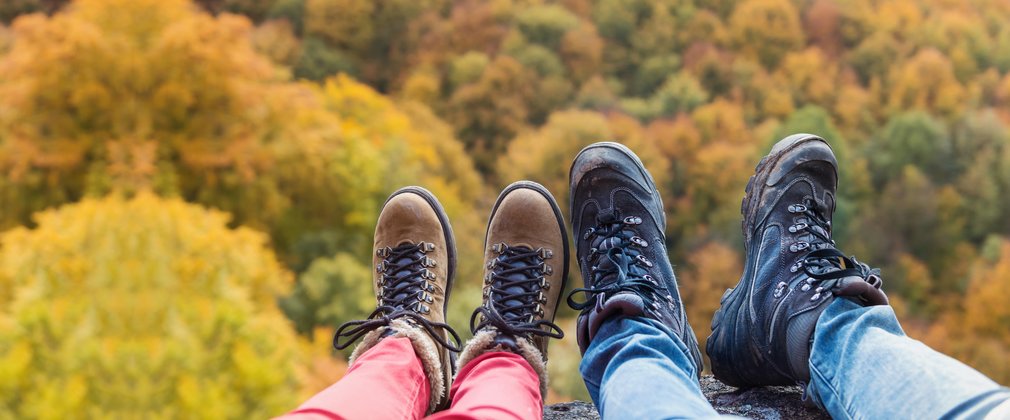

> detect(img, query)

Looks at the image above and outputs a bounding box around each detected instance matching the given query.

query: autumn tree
[447,55,535,173]
[728,0,804,69]
[0,194,303,417]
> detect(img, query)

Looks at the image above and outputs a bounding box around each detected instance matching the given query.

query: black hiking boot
[706,134,888,388]
[566,142,703,374]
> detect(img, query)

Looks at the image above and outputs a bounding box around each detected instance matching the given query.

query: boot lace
[470,244,564,339]
[333,242,462,351]
[775,199,884,301]
[566,212,670,313]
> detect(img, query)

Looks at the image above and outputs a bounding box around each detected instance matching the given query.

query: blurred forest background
[1,0,1009,417]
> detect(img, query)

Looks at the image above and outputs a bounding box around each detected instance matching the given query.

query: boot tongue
[596,209,620,225]
[387,247,425,305]
[494,249,539,321]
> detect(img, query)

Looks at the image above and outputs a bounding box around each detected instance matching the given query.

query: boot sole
[486,181,571,328]
[708,133,828,387]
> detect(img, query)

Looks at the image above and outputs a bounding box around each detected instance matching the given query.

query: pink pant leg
[429,352,542,420]
[276,337,430,420]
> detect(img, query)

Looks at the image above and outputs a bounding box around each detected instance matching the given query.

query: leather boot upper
[566,142,704,374]
[333,187,460,411]
[707,134,888,388]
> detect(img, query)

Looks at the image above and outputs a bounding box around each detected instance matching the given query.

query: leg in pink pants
[277,337,542,420]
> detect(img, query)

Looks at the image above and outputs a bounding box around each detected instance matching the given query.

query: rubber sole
[486,180,571,328]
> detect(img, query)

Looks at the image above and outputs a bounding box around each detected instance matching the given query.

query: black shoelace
[333,242,462,352]
[470,244,563,340]
[777,200,884,300]
[566,213,669,312]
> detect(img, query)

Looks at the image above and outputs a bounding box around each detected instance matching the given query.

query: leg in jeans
[277,337,430,420]
[580,316,726,419]
[568,144,721,419]
[429,351,542,420]
[808,299,1010,419]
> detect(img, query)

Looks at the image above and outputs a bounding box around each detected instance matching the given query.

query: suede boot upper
[333,186,460,413]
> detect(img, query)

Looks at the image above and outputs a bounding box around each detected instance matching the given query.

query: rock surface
[544,375,830,420]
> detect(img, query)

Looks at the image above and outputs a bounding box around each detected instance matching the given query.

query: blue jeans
[581,299,1010,419]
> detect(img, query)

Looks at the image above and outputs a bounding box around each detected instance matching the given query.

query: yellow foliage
[728,0,804,68]
[927,239,1010,385]
[888,49,966,118]
[0,194,304,418]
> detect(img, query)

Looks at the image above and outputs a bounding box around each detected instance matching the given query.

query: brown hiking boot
[333,186,461,413]
[459,181,570,397]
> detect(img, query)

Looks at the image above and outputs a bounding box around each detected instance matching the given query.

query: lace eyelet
[774,281,787,298]
[541,263,553,275]
[788,204,807,213]
[623,216,643,225]
[375,261,385,273]
[788,222,809,233]
[790,242,809,252]
[790,261,802,273]
[643,274,657,285]
[631,236,648,247]
[636,254,653,267]
[539,248,553,259]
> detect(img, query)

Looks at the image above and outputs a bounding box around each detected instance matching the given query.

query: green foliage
[869,112,952,187]
[652,71,709,117]
[0,194,302,418]
[294,37,356,80]
[449,51,490,89]
[516,5,579,50]
[632,54,681,96]
[508,44,565,77]
[280,253,372,341]
[266,0,305,34]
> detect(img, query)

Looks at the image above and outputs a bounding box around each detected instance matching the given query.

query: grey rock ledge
[544,375,830,420]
